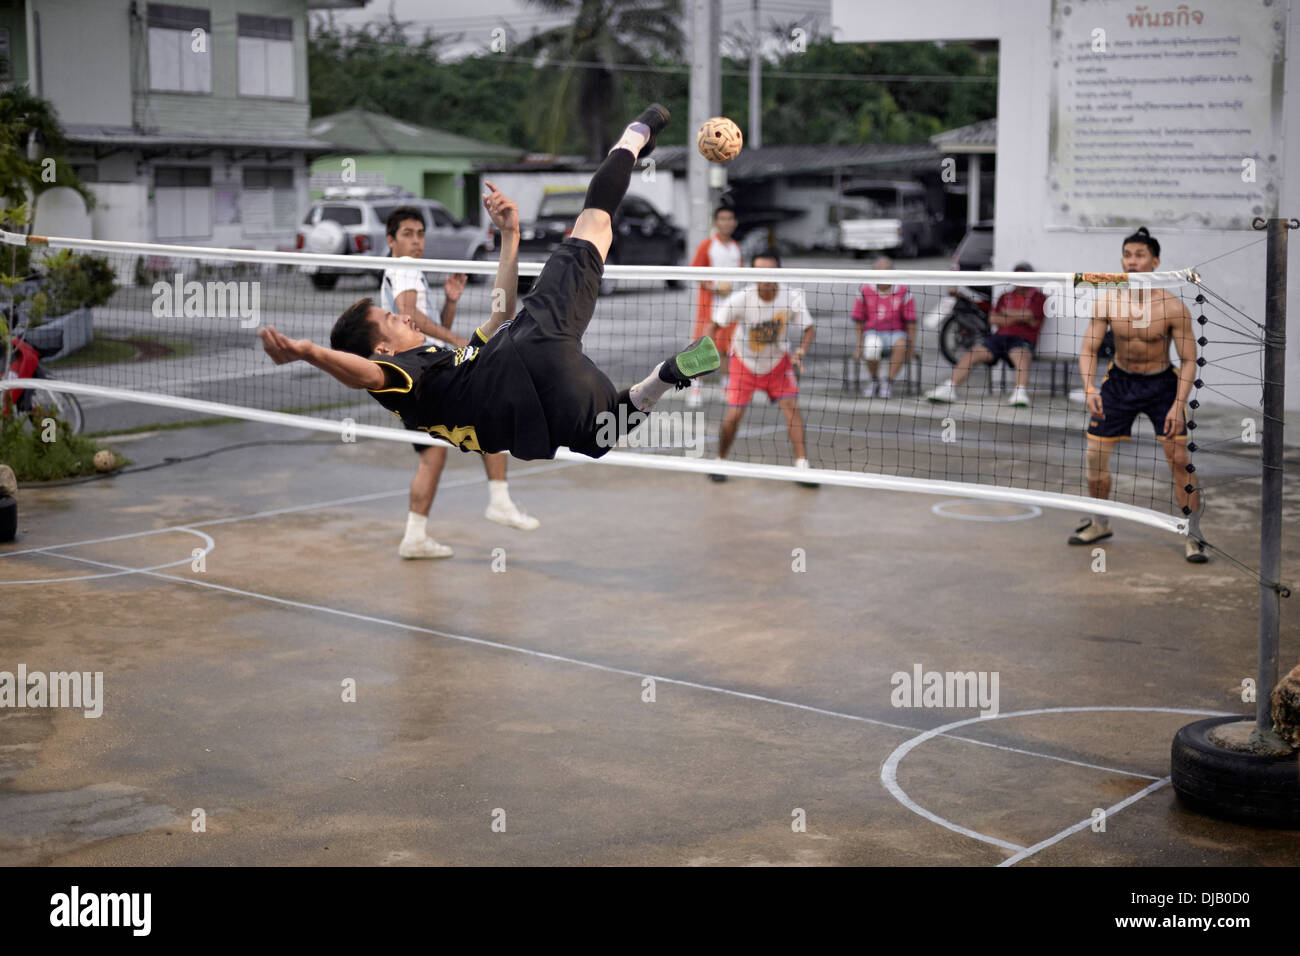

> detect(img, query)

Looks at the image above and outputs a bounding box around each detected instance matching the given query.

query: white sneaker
[794,457,820,488]
[399,536,454,559]
[878,380,892,399]
[1008,386,1029,407]
[486,501,541,530]
[862,380,878,398]
[926,381,956,403]
[685,383,703,408]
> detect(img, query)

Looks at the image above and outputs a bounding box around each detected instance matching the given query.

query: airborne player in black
[259,105,719,460]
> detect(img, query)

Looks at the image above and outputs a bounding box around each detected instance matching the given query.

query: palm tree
[518,0,683,160]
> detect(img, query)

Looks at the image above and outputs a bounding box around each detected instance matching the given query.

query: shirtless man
[1068,227,1206,562]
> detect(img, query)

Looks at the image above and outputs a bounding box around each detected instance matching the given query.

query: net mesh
[2,232,1213,530]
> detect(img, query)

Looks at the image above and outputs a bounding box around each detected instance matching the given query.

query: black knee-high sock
[584,149,636,216]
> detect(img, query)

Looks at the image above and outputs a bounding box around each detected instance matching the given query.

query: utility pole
[688,0,723,255]
[749,0,761,150]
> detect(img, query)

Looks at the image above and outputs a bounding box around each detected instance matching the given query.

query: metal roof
[308,109,526,159]
[64,125,336,156]
[930,118,997,154]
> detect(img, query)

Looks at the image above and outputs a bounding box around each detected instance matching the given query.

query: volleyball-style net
[2,231,1227,534]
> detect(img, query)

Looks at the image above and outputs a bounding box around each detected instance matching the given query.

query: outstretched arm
[259,326,384,390]
[479,181,520,340]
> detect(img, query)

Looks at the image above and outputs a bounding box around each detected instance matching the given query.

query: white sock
[404,511,427,541]
[1093,513,1110,529]
[629,362,671,411]
[610,122,650,159]
[488,480,511,510]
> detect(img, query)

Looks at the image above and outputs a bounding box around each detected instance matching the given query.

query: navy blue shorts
[1087,364,1188,441]
[979,333,1034,365]
[508,238,620,459]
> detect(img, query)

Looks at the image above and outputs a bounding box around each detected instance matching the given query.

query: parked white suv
[297,187,494,290]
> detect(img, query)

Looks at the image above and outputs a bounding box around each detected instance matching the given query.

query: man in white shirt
[703,249,817,485]
[383,206,539,559]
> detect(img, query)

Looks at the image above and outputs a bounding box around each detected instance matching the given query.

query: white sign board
[1047,0,1286,229]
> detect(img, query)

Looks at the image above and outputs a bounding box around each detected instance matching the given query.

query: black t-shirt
[366,326,554,460]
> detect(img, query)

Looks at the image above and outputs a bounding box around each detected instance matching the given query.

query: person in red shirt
[851,256,916,398]
[685,206,743,407]
[926,262,1046,407]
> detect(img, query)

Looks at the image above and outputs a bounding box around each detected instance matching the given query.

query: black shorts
[1086,364,1188,441]
[979,333,1034,365]
[508,238,620,458]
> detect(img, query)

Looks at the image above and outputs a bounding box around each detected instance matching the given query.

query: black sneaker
[659,336,720,389]
[634,103,670,159]
[708,472,728,483]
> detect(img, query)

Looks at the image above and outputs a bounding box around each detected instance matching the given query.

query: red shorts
[726,353,798,406]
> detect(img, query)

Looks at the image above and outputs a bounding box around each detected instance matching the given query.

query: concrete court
[0,419,1297,867]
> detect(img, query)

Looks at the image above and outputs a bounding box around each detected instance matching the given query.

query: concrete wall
[832,0,1300,411]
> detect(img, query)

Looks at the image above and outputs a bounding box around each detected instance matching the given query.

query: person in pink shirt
[851,256,915,398]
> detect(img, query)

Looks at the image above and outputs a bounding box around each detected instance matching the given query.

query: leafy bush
[30,248,118,323]
[0,409,115,481]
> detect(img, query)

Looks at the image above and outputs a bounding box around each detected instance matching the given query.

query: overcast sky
[317,0,834,59]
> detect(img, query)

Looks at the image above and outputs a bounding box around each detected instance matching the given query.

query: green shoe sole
[676,337,720,378]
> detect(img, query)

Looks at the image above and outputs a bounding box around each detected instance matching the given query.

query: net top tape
[0,230,1200,289]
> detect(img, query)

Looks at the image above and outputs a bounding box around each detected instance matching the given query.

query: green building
[308,108,525,222]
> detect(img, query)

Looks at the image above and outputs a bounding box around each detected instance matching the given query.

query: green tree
[516,0,684,159]
[0,87,94,233]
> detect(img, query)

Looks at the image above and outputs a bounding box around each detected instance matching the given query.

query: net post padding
[0,378,1187,536]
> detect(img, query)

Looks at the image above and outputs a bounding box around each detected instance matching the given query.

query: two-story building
[3,0,364,250]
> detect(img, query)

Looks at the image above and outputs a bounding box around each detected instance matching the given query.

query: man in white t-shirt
[383,206,539,559]
[703,249,817,485]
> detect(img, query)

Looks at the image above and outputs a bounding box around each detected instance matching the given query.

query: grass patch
[46,335,197,369]
[45,337,137,367]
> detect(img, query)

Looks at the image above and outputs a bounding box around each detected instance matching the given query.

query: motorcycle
[937,285,1115,367]
[2,325,85,435]
[937,286,993,366]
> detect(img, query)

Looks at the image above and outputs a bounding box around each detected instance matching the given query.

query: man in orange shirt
[686,206,743,407]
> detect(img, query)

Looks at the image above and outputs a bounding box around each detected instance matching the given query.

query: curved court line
[42,550,1186,799]
[881,706,1234,863]
[0,460,578,559]
[931,500,1043,522]
[0,528,214,586]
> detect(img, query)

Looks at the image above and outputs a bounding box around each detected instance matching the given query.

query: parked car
[837,180,943,260]
[297,187,494,290]
[502,189,687,294]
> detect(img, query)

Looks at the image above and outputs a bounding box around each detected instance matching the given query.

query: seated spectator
[926,262,1046,407]
[851,256,915,399]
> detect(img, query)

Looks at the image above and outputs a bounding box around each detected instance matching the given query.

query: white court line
[881,707,1233,864]
[8,444,1207,862]
[43,547,1178,792]
[0,529,215,586]
[0,460,579,559]
[997,779,1172,868]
